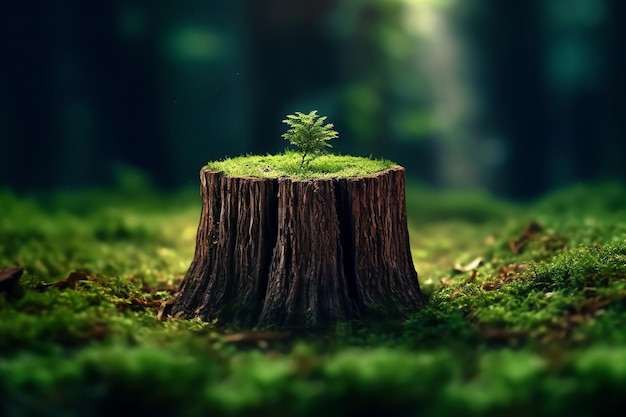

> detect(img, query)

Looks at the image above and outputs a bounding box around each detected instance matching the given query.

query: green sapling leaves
[282,110,338,167]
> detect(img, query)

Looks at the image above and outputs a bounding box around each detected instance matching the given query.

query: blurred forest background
[2,0,625,199]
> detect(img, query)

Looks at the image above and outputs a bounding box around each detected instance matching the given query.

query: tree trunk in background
[606,0,626,181]
[474,0,551,198]
[161,166,426,328]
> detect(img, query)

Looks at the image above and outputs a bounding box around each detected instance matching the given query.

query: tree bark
[160,166,426,328]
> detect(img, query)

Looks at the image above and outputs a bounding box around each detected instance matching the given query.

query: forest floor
[2,169,626,416]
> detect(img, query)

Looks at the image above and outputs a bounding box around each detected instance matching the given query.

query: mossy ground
[2,168,626,416]
[206,151,396,179]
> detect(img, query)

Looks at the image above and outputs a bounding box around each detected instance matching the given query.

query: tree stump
[160,166,426,328]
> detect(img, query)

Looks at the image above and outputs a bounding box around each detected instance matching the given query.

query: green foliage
[282,110,338,167]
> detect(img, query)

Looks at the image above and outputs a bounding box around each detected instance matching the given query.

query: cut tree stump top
[205,152,397,180]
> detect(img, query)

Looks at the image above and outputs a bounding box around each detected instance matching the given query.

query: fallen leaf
[481,263,528,291]
[454,257,483,273]
[0,267,24,297]
[37,271,90,290]
[0,267,23,289]
[509,221,543,253]
[509,222,568,254]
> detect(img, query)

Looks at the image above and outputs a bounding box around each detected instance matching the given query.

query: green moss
[206,151,396,179]
[2,179,626,416]
[5,344,626,416]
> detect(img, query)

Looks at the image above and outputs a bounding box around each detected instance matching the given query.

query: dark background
[2,0,625,199]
